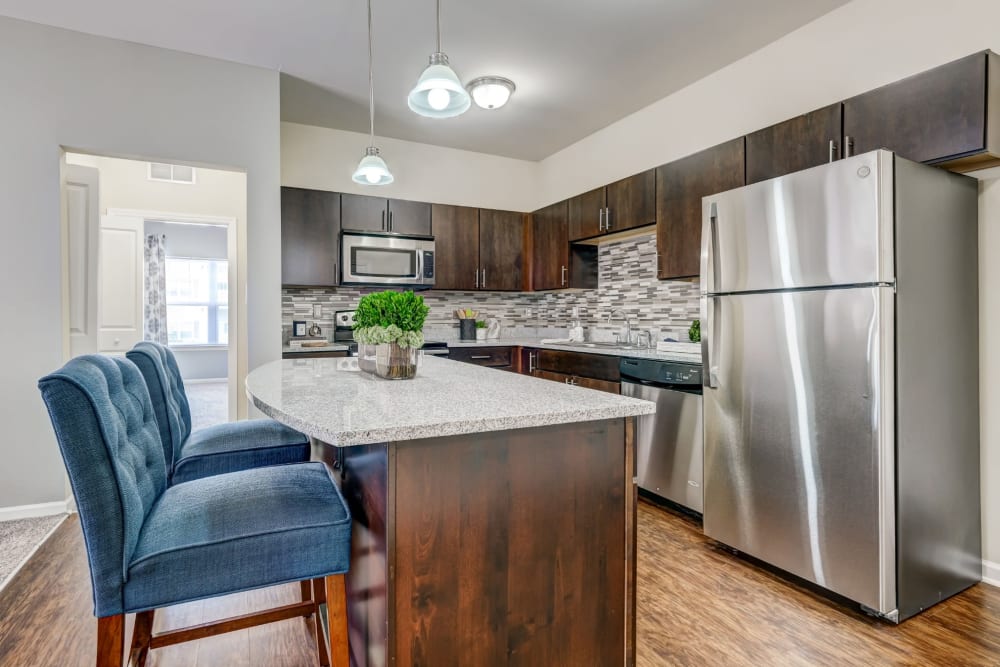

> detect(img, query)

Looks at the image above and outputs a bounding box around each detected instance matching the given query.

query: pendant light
[353,0,394,186]
[407,0,470,118]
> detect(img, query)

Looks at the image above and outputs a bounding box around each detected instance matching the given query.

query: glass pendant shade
[352,146,394,186]
[408,52,470,118]
[468,76,515,110]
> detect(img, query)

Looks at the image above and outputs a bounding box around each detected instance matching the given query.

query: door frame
[107,208,242,422]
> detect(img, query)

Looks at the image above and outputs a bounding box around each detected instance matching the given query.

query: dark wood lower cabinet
[533,349,620,382]
[448,346,513,368]
[317,419,634,666]
[531,369,620,394]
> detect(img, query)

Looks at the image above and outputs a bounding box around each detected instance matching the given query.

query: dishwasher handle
[621,377,703,395]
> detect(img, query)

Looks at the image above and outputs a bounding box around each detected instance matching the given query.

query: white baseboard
[983,560,1000,587]
[184,378,228,384]
[0,500,72,522]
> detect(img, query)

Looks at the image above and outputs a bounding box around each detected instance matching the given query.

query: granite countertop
[246,356,656,447]
[447,338,702,363]
[281,343,350,354]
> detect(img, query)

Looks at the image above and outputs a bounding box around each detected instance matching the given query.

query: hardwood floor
[2,504,999,666]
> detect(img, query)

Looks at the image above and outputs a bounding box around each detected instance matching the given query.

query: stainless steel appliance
[620,358,703,513]
[701,150,980,621]
[341,230,435,287]
[333,309,448,357]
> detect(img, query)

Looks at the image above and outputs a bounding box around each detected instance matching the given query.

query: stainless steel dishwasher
[620,357,704,514]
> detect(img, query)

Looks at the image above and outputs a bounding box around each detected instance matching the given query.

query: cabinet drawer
[533,349,620,382]
[449,346,513,367]
[531,369,620,395]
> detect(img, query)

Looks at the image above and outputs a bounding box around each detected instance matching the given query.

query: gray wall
[0,17,280,509]
[147,221,230,381]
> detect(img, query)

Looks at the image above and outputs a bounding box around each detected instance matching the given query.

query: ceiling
[0,0,849,160]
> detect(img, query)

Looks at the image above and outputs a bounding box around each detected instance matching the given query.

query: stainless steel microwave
[341,230,435,288]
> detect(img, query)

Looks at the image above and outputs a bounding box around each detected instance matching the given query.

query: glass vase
[357,343,377,374]
[373,342,419,380]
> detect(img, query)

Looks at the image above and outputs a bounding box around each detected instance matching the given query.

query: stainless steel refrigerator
[700,150,981,622]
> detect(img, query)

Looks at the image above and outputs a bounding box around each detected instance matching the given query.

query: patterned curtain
[144,234,168,344]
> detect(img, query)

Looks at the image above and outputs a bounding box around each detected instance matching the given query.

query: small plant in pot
[475,320,487,341]
[353,290,430,379]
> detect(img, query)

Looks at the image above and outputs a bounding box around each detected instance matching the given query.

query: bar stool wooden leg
[300,580,314,617]
[312,578,330,667]
[128,610,155,667]
[325,574,350,667]
[97,614,125,667]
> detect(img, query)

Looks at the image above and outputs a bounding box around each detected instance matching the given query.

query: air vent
[148,162,196,184]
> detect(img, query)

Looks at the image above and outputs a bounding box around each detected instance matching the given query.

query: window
[165,258,228,346]
[148,162,196,184]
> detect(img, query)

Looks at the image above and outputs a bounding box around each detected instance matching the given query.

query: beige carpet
[0,514,66,589]
[185,381,229,431]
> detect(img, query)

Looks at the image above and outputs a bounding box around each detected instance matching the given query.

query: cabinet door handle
[470,355,491,360]
[528,352,537,373]
[381,210,386,230]
[389,210,393,230]
[474,268,479,289]
[598,207,605,232]
[844,136,854,158]
[560,265,568,287]
[828,139,839,162]
[481,268,486,289]
[605,207,611,231]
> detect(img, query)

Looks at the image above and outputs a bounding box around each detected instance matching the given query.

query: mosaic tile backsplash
[282,233,701,343]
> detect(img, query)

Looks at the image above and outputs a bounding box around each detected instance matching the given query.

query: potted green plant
[353,290,430,379]
[688,319,701,343]
[475,320,487,342]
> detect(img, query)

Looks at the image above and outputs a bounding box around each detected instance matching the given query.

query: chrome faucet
[607,309,631,344]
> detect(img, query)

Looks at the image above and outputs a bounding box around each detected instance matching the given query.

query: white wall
[529,0,1000,570]
[0,16,280,510]
[281,122,539,212]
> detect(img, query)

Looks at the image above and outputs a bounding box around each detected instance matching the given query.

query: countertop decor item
[293,320,307,337]
[475,320,487,341]
[486,318,501,340]
[353,290,429,379]
[688,319,700,343]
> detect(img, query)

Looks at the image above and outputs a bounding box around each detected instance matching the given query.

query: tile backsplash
[282,233,700,342]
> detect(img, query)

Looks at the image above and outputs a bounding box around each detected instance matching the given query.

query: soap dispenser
[569,307,585,342]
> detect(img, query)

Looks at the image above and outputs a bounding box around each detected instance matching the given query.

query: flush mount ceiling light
[353,0,394,186]
[467,76,516,110]
[407,0,470,118]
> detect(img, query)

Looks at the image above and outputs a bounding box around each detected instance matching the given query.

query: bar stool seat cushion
[171,419,311,485]
[124,462,350,613]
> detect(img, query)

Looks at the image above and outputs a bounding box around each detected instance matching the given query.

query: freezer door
[701,150,895,294]
[702,286,896,614]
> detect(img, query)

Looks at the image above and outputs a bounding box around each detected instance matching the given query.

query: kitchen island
[246,356,655,667]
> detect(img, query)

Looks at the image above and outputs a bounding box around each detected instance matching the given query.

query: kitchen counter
[247,355,649,665]
[447,337,702,363]
[246,355,654,447]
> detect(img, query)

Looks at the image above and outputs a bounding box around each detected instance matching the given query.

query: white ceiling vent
[148,162,196,184]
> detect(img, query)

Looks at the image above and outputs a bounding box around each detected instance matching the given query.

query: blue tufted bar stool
[38,355,351,667]
[125,341,311,485]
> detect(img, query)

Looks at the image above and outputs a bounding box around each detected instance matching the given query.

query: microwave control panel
[423,250,435,279]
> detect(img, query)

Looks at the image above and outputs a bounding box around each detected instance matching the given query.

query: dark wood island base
[313,418,637,667]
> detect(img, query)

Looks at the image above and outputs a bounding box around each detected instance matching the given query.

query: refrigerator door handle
[702,297,720,389]
[702,201,721,294]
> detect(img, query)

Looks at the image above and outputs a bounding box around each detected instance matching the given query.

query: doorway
[61,152,247,423]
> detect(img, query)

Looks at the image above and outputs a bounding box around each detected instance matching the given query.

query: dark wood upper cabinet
[746,103,843,184]
[479,209,525,291]
[531,201,570,290]
[341,194,431,235]
[657,137,745,281]
[388,199,432,235]
[605,169,656,233]
[281,187,340,287]
[844,51,1000,169]
[567,187,606,241]
[430,204,479,290]
[341,193,388,232]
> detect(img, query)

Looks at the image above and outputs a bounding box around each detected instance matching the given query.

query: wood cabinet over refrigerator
[656,137,745,280]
